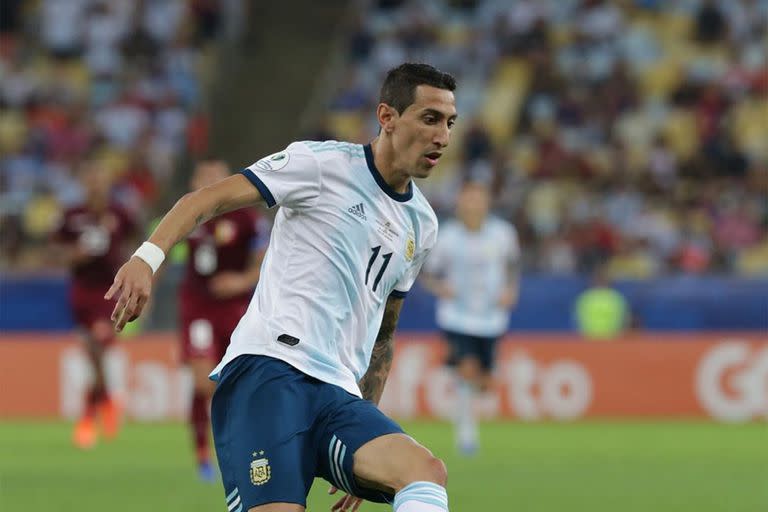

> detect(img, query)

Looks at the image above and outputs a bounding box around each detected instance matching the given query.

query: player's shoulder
[487,215,519,246]
[488,215,516,233]
[283,140,365,178]
[301,139,364,154]
[299,139,365,161]
[438,218,462,241]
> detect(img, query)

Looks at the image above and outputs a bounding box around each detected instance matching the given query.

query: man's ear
[376,103,397,134]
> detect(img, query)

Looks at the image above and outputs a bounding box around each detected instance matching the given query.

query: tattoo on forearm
[359,298,401,404]
[183,204,225,246]
[193,204,223,228]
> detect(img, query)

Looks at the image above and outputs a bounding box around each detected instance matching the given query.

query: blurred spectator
[695,0,727,44]
[4,0,767,280]
[0,0,232,272]
[320,0,766,279]
[462,118,493,163]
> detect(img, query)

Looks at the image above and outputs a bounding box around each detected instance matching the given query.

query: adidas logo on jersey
[347,203,367,221]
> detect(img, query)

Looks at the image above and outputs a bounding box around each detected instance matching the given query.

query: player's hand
[329,485,364,511]
[209,272,247,299]
[105,256,153,332]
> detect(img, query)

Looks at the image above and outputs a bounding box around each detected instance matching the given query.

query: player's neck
[370,137,412,194]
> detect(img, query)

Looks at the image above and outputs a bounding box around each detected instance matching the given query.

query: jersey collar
[364,144,413,203]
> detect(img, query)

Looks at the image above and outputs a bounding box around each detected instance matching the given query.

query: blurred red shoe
[73,416,97,449]
[100,397,123,441]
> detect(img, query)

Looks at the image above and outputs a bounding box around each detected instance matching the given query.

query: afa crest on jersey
[250,451,271,485]
[405,232,416,262]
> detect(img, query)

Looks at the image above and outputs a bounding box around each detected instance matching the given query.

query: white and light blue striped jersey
[425,217,520,337]
[210,140,438,397]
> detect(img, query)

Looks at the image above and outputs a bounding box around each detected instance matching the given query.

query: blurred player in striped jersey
[179,159,266,481]
[422,181,521,455]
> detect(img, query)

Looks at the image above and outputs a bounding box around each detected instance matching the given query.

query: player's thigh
[316,393,444,501]
[353,433,447,492]
[315,392,402,502]
[473,335,498,375]
[456,354,482,381]
[73,286,116,346]
[211,355,317,510]
[445,331,474,364]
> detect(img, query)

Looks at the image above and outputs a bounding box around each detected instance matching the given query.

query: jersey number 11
[365,246,392,292]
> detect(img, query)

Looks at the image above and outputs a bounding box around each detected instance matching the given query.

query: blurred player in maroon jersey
[180,159,266,481]
[55,160,138,449]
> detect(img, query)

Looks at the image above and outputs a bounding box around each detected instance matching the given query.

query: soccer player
[55,160,137,449]
[180,158,265,481]
[106,63,457,512]
[421,181,521,455]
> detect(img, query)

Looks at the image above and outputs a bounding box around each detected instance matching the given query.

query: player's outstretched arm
[359,296,404,405]
[106,174,264,332]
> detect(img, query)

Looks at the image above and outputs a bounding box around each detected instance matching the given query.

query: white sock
[455,381,477,447]
[393,481,449,511]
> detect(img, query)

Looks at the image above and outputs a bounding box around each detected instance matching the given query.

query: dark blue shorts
[443,330,499,371]
[211,354,404,510]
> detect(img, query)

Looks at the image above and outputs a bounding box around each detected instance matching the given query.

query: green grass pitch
[0,421,765,511]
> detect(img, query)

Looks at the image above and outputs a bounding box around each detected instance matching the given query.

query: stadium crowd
[2,0,766,279]
[324,0,768,278]
[0,0,229,270]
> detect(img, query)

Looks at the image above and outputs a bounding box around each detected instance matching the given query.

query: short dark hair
[379,63,456,114]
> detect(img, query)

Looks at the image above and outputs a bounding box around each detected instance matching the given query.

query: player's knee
[398,452,447,489]
[91,320,114,346]
[477,372,493,392]
[458,357,481,380]
[425,455,448,486]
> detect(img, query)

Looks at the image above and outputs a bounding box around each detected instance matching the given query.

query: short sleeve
[391,252,429,298]
[423,227,449,276]
[241,141,320,210]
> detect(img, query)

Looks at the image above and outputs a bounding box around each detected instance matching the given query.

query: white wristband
[133,241,165,274]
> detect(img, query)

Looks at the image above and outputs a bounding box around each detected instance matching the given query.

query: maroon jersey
[56,204,137,288]
[180,209,260,305]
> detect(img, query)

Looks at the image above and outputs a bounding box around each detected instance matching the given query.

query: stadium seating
[320,0,767,277]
